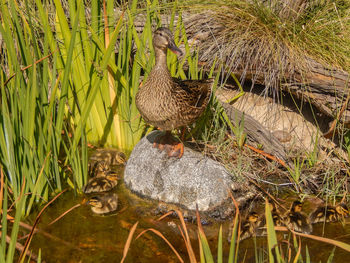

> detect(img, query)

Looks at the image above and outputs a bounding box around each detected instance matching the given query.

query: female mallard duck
[87,192,118,214]
[284,200,312,234]
[90,149,127,166]
[135,27,213,158]
[309,202,349,224]
[83,171,119,194]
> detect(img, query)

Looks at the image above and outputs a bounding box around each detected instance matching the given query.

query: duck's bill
[86,196,98,205]
[168,42,183,56]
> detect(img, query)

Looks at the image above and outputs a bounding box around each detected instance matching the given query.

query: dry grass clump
[198,134,349,197]
[179,0,350,96]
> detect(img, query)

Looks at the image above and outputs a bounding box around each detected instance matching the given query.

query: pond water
[28,166,350,262]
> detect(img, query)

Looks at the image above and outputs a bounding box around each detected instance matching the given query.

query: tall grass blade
[196,208,214,263]
[289,230,350,253]
[217,225,223,263]
[228,191,241,263]
[176,210,197,262]
[6,191,26,263]
[265,199,282,263]
[121,221,139,263]
[0,188,8,262]
[136,228,184,263]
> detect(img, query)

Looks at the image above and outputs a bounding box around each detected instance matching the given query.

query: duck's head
[153,27,183,56]
[96,161,110,172]
[115,152,127,165]
[248,212,259,223]
[291,201,303,213]
[267,200,277,212]
[87,196,103,208]
[336,203,349,216]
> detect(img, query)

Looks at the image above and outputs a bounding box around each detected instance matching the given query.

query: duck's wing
[172,78,213,108]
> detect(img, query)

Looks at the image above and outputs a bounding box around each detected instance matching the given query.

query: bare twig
[4,49,58,87]
[48,203,81,226]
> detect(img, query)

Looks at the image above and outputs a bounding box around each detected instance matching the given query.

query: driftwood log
[185,23,349,126]
[286,58,350,124]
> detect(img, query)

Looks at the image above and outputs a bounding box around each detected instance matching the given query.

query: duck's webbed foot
[153,131,184,158]
[166,142,184,158]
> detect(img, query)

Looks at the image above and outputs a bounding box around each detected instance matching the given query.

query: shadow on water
[28,167,350,262]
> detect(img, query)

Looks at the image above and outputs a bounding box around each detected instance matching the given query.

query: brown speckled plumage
[284,200,312,234]
[136,27,212,131]
[309,202,349,224]
[87,193,118,214]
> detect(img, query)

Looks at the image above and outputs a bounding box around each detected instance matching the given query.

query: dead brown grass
[180,0,350,97]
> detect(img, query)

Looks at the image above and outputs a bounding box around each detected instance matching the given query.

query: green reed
[0,0,64,214]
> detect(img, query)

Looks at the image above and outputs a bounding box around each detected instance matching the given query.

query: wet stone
[124,130,255,219]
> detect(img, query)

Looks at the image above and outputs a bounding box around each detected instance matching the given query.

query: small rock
[272,130,292,143]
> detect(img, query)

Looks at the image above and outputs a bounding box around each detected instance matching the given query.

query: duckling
[284,201,312,234]
[258,202,282,236]
[90,149,127,166]
[87,192,118,214]
[240,212,261,240]
[309,202,349,224]
[135,27,213,158]
[88,160,111,177]
[83,171,119,194]
[228,212,260,242]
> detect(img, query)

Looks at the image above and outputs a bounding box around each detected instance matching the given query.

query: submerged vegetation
[0,0,349,261]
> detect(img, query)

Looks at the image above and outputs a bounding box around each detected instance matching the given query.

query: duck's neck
[151,48,172,78]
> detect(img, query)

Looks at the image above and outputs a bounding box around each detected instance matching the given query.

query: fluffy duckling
[87,193,118,214]
[228,212,260,242]
[258,202,282,236]
[83,171,119,194]
[240,212,260,240]
[309,202,349,224]
[284,201,312,234]
[88,160,111,177]
[90,149,126,166]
